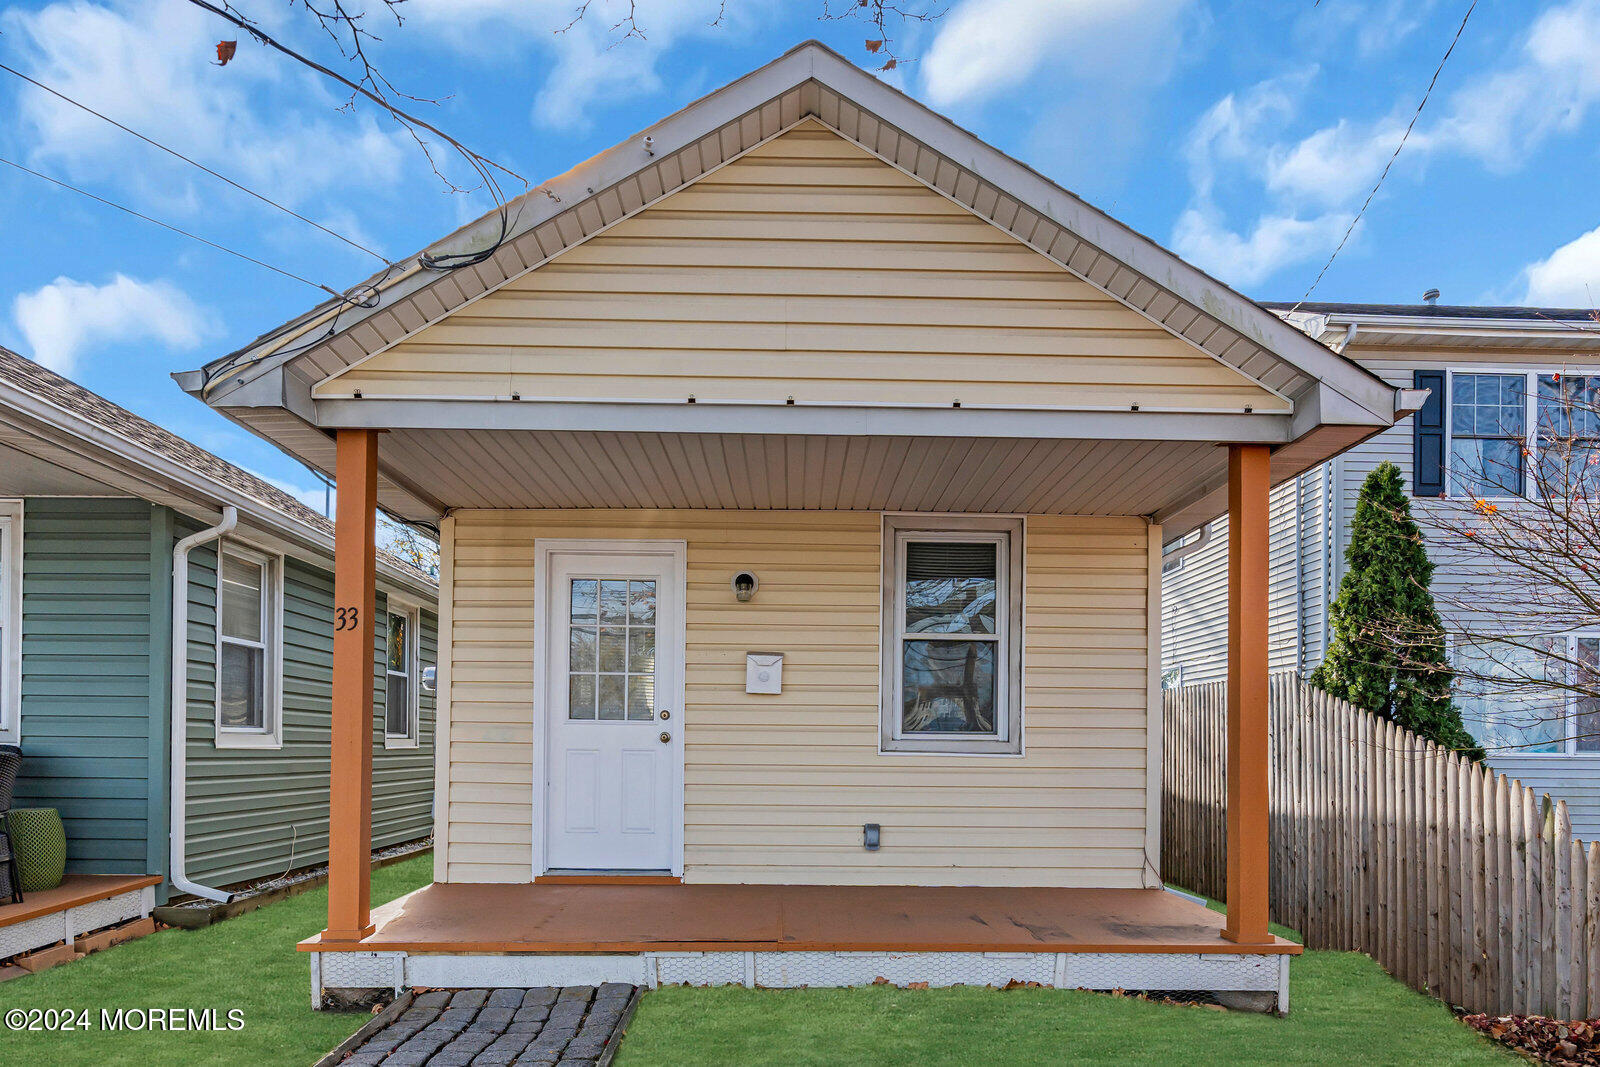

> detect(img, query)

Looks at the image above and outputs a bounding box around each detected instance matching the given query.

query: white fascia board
[313,397,1297,444]
[0,381,436,599]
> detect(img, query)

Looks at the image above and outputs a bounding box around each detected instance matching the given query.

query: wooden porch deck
[0,874,161,930]
[299,882,1301,956]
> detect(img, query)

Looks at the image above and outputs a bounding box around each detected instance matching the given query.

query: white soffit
[187,42,1395,427]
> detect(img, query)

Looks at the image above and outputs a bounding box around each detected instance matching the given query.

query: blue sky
[2,0,1599,503]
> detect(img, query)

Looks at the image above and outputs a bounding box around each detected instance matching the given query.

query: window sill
[214,730,283,750]
[880,738,1023,757]
[383,735,420,750]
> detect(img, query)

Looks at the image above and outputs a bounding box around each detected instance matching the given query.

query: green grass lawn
[617,952,1515,1067]
[2,862,1514,1067]
[0,854,433,1066]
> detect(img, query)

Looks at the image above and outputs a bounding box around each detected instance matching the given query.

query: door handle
[659,731,671,744]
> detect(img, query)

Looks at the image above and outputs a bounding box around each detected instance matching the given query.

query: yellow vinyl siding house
[179,43,1411,1008]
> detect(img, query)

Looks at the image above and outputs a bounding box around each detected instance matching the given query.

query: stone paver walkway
[341,984,637,1066]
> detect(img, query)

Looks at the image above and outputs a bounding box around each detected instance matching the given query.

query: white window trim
[213,541,284,750]
[1442,365,1600,500]
[879,514,1024,756]
[1451,631,1600,758]
[383,597,422,749]
[0,500,21,743]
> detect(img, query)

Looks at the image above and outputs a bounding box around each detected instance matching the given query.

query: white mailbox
[745,652,783,695]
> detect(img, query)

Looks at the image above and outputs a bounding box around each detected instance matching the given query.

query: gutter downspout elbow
[1161,523,1213,567]
[169,506,238,903]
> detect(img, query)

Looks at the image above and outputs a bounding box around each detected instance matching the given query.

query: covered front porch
[300,879,1298,1002]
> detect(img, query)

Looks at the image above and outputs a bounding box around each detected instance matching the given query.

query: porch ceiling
[372,429,1230,515]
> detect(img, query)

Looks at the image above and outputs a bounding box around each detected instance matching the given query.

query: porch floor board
[299,883,1301,956]
[0,874,161,930]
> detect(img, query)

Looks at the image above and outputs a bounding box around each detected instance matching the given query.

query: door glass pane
[570,580,598,624]
[569,627,597,671]
[569,575,658,723]
[221,555,264,642]
[904,541,998,634]
[627,674,655,721]
[568,675,596,719]
[598,628,627,672]
[629,580,656,624]
[387,612,408,672]
[599,580,628,624]
[901,640,996,734]
[386,675,410,736]
[219,642,264,729]
[598,675,626,720]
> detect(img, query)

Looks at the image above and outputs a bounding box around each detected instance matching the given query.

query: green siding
[13,499,164,877]
[184,543,437,888]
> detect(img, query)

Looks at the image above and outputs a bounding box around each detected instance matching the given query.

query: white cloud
[12,274,213,374]
[1521,225,1600,306]
[1173,207,1355,289]
[405,0,755,131]
[1173,0,1600,290]
[920,0,1197,109]
[6,0,409,209]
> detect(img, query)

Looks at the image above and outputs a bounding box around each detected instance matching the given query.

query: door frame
[531,538,688,878]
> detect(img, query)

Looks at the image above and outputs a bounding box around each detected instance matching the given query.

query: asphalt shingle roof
[0,345,434,586]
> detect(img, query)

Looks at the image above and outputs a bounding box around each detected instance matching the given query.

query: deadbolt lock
[659,709,670,720]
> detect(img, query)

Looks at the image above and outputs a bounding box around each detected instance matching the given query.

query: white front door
[541,545,682,872]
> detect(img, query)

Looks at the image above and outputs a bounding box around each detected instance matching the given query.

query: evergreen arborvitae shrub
[1311,461,1484,759]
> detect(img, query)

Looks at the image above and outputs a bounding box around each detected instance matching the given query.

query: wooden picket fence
[1163,672,1600,1019]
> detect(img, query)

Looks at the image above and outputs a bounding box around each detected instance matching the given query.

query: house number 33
[334,606,360,631]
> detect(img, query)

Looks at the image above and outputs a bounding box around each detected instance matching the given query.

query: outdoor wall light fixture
[731,572,759,602]
[863,823,881,851]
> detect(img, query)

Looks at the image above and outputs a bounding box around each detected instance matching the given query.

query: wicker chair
[0,745,21,904]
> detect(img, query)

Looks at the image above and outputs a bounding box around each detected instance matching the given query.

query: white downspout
[169,506,237,903]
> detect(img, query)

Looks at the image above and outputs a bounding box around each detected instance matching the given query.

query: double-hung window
[384,604,420,748]
[1449,372,1527,497]
[1453,634,1600,756]
[215,545,281,748]
[0,501,19,741]
[881,515,1023,755]
[1535,373,1600,496]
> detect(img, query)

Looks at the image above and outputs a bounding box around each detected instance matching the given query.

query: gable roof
[0,346,435,593]
[181,41,1395,427]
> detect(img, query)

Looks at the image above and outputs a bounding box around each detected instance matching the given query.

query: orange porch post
[325,428,379,942]
[1223,442,1272,945]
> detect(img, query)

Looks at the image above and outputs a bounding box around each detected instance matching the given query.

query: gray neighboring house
[1162,302,1600,839]
[0,346,438,903]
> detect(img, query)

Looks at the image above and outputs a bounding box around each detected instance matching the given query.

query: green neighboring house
[0,346,438,905]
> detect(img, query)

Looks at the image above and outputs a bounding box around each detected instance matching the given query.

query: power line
[1291,0,1479,311]
[0,154,346,297]
[0,60,390,265]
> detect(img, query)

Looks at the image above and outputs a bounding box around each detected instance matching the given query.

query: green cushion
[7,808,66,892]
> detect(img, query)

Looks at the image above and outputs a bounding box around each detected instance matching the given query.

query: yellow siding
[319,122,1284,414]
[443,509,1153,887]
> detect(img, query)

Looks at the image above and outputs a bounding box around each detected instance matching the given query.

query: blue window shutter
[1413,369,1445,496]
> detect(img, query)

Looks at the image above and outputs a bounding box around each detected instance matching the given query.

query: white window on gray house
[385,605,420,747]
[216,545,281,748]
[1454,635,1600,756]
[0,501,19,739]
[881,515,1023,755]
[1536,374,1600,495]
[1449,372,1526,497]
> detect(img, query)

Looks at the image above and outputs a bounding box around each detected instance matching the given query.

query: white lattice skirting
[312,950,1291,1012]
[0,886,155,962]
